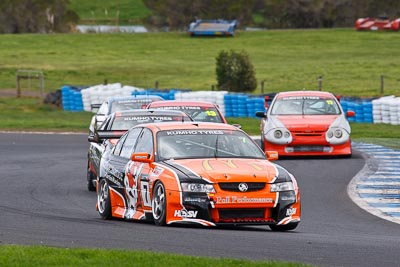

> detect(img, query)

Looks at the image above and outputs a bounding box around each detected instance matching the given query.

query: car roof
[147,100,217,107]
[276,90,335,98]
[140,121,239,132]
[109,95,164,104]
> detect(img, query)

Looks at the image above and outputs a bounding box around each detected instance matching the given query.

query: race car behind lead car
[256,90,355,157]
[95,122,300,231]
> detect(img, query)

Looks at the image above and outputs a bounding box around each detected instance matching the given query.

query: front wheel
[97,179,112,219]
[269,222,298,232]
[152,182,167,226]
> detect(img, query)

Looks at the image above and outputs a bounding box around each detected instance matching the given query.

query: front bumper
[166,190,301,226]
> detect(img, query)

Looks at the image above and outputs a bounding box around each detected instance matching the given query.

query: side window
[133,128,154,154]
[119,128,142,159]
[100,116,112,130]
[113,132,128,156]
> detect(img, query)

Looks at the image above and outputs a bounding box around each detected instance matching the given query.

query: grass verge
[0,245,310,267]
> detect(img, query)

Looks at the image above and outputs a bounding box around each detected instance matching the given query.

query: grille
[219,208,264,219]
[293,146,326,152]
[293,130,324,137]
[218,182,265,192]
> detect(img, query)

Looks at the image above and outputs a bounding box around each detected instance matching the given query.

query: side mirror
[265,151,278,161]
[346,110,355,117]
[255,111,267,118]
[88,132,100,143]
[131,152,153,163]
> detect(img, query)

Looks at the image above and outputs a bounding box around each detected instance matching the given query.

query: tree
[0,0,79,33]
[216,50,257,93]
[143,0,258,30]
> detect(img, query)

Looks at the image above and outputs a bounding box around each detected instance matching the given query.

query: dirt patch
[0,89,43,98]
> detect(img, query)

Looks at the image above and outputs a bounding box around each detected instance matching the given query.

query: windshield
[110,115,190,130]
[111,99,154,113]
[157,129,265,160]
[270,96,341,115]
[152,106,223,123]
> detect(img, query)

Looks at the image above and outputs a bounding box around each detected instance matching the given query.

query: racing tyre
[152,182,167,226]
[269,222,298,232]
[97,179,112,219]
[87,160,96,191]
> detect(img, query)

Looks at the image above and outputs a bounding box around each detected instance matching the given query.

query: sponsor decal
[166,130,224,136]
[281,195,296,201]
[134,155,148,159]
[281,96,322,100]
[184,197,206,203]
[151,166,164,177]
[118,99,151,104]
[104,163,124,181]
[174,209,198,218]
[157,106,202,110]
[286,208,297,216]
[205,110,217,116]
[124,162,151,218]
[124,116,174,121]
[105,174,123,187]
[216,196,274,204]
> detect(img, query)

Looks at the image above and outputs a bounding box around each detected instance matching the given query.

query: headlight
[266,128,292,144]
[334,129,343,138]
[270,182,294,192]
[274,130,283,139]
[181,183,215,193]
[326,127,349,144]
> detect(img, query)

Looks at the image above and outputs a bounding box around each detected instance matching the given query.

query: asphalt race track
[1,132,399,267]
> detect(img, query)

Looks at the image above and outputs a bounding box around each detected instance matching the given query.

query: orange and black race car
[86,109,192,191]
[256,91,355,157]
[95,122,301,231]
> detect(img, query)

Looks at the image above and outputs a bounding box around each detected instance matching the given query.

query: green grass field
[0,245,310,267]
[1,29,400,97]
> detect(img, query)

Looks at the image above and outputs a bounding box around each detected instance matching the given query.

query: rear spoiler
[91,103,102,112]
[88,130,126,143]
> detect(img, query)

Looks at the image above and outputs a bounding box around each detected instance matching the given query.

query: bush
[216,49,257,93]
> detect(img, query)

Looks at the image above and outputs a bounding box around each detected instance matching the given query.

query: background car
[89,95,164,136]
[95,122,301,231]
[146,100,227,123]
[86,109,192,191]
[256,90,355,157]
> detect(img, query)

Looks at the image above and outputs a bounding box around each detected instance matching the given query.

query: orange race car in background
[94,122,301,231]
[256,91,355,157]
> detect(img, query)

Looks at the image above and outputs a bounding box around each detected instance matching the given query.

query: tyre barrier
[60,85,396,124]
[372,95,400,125]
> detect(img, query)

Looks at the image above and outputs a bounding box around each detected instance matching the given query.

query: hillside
[2,29,399,97]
